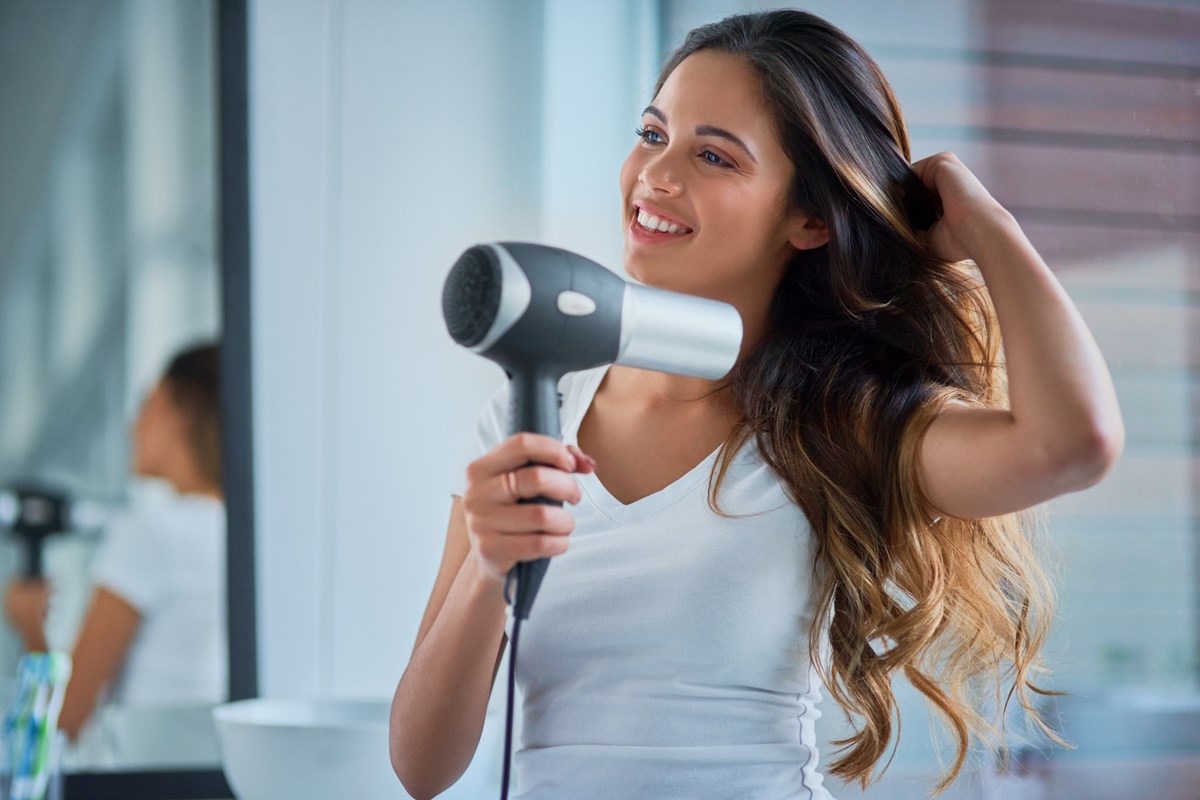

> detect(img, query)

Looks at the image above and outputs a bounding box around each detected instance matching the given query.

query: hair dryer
[441,242,743,620]
[0,483,74,577]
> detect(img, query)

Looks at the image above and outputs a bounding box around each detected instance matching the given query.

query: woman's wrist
[957,202,1020,262]
[23,628,49,653]
[463,549,509,610]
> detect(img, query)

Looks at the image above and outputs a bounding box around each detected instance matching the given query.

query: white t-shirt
[455,363,834,800]
[90,493,228,706]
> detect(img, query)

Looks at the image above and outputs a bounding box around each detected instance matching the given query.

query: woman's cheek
[618,151,642,195]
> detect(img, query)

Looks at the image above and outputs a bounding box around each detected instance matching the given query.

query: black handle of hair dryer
[20,531,44,579]
[509,494,559,621]
[505,370,566,621]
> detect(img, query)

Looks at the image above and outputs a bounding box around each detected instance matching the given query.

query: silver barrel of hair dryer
[441,241,742,620]
[616,282,742,378]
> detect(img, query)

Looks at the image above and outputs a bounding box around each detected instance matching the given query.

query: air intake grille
[442,247,501,347]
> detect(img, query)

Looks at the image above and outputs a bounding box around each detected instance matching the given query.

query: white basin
[212,698,405,800]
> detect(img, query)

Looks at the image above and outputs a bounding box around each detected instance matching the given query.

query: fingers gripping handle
[505,493,558,621]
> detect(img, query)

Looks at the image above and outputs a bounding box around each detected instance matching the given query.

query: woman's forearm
[58,587,141,741]
[961,206,1125,472]
[390,551,509,800]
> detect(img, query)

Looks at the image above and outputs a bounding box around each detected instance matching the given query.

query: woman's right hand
[462,434,597,587]
[4,577,51,651]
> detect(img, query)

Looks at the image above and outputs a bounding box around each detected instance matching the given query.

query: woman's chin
[622,249,669,285]
[622,241,707,293]
[620,250,640,282]
[622,258,653,286]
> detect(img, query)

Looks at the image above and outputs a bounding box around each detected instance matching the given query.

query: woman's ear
[788,214,829,251]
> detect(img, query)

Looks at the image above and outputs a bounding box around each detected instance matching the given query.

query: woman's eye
[634,126,663,144]
[634,127,732,169]
[703,150,732,168]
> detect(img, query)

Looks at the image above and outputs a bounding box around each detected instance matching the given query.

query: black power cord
[499,453,562,798]
[499,614,521,799]
[500,571,522,799]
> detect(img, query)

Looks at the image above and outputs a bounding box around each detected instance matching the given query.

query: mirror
[0,0,251,795]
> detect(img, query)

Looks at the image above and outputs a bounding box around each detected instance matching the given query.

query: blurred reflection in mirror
[0,0,221,772]
[3,344,225,769]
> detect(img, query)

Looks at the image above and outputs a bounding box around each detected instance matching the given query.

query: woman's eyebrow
[643,105,758,164]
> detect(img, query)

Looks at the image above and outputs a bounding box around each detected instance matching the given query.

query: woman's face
[619,50,827,300]
[133,379,180,479]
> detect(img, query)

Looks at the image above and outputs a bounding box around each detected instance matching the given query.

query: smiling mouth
[631,206,693,236]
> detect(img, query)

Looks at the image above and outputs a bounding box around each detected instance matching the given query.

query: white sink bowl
[212,698,405,800]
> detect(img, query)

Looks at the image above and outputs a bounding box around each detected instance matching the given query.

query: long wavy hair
[660,10,1066,793]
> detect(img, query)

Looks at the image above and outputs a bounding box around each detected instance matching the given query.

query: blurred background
[0,0,221,775]
[1,0,1197,797]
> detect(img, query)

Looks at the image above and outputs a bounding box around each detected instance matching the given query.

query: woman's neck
[171,476,223,501]
[151,461,223,501]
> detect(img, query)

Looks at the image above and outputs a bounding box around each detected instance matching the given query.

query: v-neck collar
[564,363,726,526]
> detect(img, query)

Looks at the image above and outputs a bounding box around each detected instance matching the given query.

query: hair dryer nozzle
[618,283,742,379]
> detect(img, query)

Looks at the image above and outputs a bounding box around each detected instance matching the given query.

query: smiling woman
[620,49,831,335]
[392,7,1125,800]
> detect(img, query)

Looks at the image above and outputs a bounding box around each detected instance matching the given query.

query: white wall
[250,0,658,701]
[251,3,659,794]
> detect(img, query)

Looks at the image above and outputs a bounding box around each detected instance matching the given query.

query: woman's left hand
[910,151,1009,262]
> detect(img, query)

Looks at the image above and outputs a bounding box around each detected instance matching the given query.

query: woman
[391,10,1123,799]
[5,343,226,742]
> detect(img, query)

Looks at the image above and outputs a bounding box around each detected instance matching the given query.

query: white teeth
[635,208,689,235]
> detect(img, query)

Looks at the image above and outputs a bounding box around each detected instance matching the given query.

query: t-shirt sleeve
[451,379,511,499]
[90,510,167,612]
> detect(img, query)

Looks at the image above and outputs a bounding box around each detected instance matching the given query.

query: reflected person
[4,342,226,742]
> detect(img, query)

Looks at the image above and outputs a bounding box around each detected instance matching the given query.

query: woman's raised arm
[911,151,1125,521]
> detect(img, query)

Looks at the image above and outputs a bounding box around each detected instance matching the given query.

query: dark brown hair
[163,342,221,488]
[657,10,1064,793]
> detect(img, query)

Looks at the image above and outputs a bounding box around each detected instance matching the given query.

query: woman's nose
[639,150,683,195]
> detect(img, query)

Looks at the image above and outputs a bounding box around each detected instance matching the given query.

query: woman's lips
[634,202,693,232]
[627,213,694,245]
